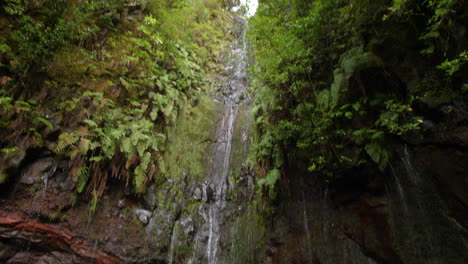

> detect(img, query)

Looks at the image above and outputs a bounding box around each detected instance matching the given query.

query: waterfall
[206,17,248,264]
[188,15,249,264]
[302,191,312,263]
[387,145,459,263]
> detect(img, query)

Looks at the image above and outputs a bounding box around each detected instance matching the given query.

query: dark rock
[57,173,75,191]
[7,252,39,264]
[0,242,16,260]
[142,185,157,210]
[20,158,56,185]
[202,182,215,203]
[427,125,468,147]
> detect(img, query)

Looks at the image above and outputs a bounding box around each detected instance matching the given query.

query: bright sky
[232,0,259,17]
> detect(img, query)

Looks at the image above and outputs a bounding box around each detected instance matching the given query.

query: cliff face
[265,142,468,264]
[0,5,259,263]
[258,19,468,264]
[246,1,468,263]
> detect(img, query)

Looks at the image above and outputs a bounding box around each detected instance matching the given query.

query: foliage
[386,0,464,55]
[247,0,465,192]
[0,94,52,148]
[2,0,124,74]
[147,0,230,70]
[257,169,281,199]
[55,91,166,195]
[437,51,468,76]
[0,0,232,209]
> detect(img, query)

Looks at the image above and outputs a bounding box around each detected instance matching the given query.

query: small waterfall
[401,144,419,184]
[189,15,249,264]
[389,163,409,214]
[302,191,312,263]
[387,145,458,263]
[168,221,179,264]
[206,18,248,264]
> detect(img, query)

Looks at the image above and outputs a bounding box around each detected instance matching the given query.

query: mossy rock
[48,46,95,85]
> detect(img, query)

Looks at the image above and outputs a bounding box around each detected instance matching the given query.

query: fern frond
[89,190,99,213]
[35,117,53,129]
[133,152,151,193]
[76,165,90,194]
[55,132,80,153]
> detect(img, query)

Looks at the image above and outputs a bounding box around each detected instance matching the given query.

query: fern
[258,169,281,199]
[55,132,80,153]
[0,146,19,153]
[35,116,53,129]
[0,96,14,111]
[134,152,151,193]
[89,191,99,213]
[365,141,390,171]
[75,165,89,193]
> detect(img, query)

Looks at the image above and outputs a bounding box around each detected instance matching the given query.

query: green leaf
[150,109,158,121]
[89,156,105,162]
[0,146,19,153]
[83,119,98,128]
[365,141,390,171]
[36,117,53,129]
[121,137,132,156]
[258,168,281,199]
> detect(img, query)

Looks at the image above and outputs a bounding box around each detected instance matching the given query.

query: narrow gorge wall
[0,11,259,264]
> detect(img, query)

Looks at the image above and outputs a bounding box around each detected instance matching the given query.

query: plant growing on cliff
[248,0,430,189]
[55,91,166,197]
[257,168,281,199]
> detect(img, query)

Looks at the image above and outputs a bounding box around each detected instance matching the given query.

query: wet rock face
[266,142,468,264]
[414,146,468,227]
[19,157,56,185]
[0,242,16,260]
[142,184,158,211]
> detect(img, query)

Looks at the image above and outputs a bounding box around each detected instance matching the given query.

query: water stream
[189,16,249,264]
[207,17,248,264]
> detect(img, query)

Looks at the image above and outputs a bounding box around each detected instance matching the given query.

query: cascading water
[207,18,248,264]
[188,15,249,264]
[385,145,468,263]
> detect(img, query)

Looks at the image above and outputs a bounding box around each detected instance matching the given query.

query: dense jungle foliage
[1,0,467,212]
[248,0,468,199]
[0,0,237,208]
